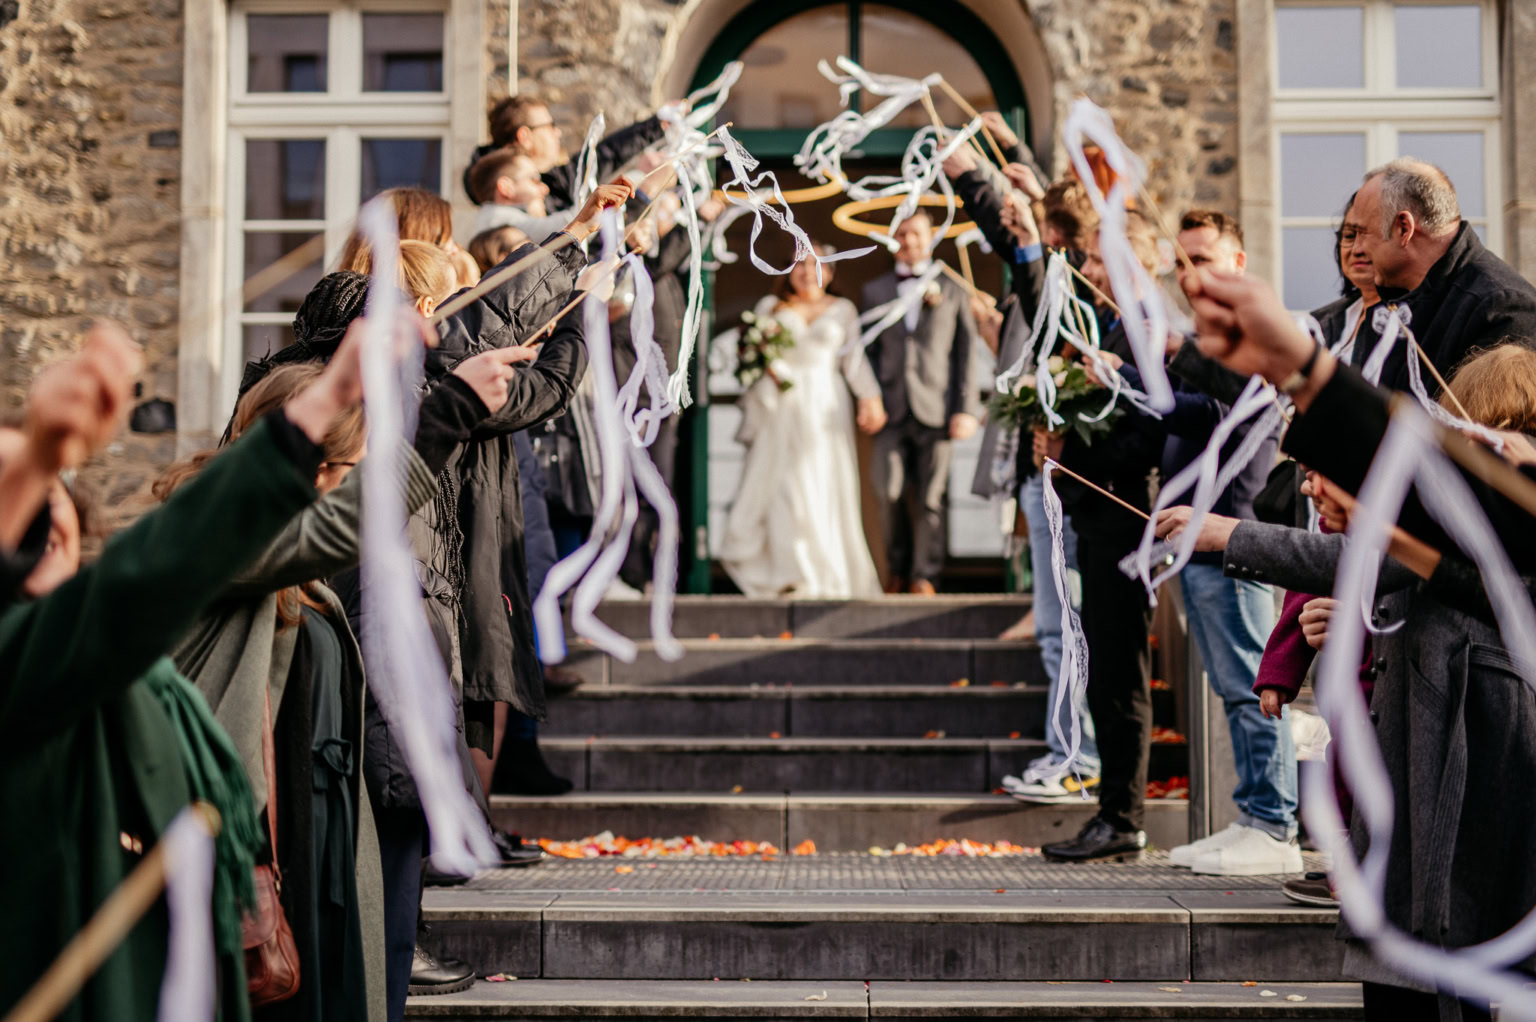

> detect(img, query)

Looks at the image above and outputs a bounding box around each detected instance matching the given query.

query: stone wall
[1030,0,1241,217]
[1,0,184,516]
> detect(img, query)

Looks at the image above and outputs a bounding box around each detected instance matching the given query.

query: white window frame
[1271,0,1502,309]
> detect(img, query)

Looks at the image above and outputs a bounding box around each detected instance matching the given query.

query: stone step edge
[551,683,1052,699]
[489,792,1191,810]
[595,594,1034,608]
[405,979,1361,1018]
[565,637,1041,651]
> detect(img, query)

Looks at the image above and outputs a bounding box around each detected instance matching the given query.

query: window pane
[1283,226,1348,311]
[244,139,326,220]
[1395,5,1481,88]
[1398,131,1484,217]
[360,138,443,201]
[1275,5,1364,89]
[860,4,997,128]
[363,13,445,92]
[1280,132,1366,217]
[717,6,850,130]
[244,323,298,363]
[247,14,328,93]
[242,233,324,313]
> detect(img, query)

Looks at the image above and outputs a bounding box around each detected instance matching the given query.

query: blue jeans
[1022,473,1099,774]
[1180,561,1297,838]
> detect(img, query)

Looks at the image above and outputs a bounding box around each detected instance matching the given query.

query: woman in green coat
[0,323,375,1022]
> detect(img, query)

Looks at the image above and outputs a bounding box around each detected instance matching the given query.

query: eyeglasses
[1337,227,1364,246]
[320,461,358,469]
[524,120,559,133]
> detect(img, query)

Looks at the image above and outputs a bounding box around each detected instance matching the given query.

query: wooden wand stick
[1043,458,1152,521]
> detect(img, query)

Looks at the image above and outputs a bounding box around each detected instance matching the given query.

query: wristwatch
[1280,340,1324,396]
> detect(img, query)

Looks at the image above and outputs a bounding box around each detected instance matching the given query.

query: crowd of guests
[6,81,1536,1022]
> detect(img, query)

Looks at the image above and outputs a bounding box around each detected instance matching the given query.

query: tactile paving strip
[465,851,1326,893]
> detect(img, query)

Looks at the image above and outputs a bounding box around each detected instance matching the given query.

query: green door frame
[680,0,1031,593]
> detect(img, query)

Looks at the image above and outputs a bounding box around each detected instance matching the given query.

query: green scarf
[145,664,263,957]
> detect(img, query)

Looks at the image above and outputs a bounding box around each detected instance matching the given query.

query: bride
[720,244,888,599]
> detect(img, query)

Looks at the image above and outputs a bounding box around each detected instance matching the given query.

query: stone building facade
[3,0,1533,520]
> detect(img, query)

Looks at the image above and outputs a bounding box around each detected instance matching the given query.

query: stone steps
[543,684,1052,738]
[405,979,1362,1019]
[544,684,1179,739]
[582,595,1032,640]
[538,736,1189,793]
[490,793,1192,852]
[562,638,1046,688]
[416,884,1344,985]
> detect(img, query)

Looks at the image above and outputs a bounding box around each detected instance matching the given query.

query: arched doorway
[678,0,1035,593]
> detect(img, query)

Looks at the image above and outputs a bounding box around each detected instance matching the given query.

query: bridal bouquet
[735,310,796,392]
[990,354,1122,446]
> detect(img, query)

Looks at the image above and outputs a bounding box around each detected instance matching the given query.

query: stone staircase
[407,595,1358,1019]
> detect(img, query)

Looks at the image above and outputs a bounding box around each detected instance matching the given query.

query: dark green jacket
[0,416,320,1022]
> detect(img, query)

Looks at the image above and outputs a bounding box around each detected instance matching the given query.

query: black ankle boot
[491,738,575,796]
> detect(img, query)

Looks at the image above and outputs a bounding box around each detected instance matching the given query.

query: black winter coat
[1356,222,1536,390]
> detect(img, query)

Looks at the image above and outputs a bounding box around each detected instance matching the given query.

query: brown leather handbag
[243,690,301,1006]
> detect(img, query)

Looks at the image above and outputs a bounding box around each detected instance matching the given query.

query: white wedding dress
[720,296,884,599]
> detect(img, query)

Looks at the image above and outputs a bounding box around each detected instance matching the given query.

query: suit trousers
[872,417,952,584]
[1078,535,1153,832]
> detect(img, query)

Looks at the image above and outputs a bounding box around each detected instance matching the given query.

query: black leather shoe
[408,945,474,995]
[492,829,547,868]
[491,739,575,796]
[543,664,585,696]
[1041,817,1146,863]
[422,861,471,887]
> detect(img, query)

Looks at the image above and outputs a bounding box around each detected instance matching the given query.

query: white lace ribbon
[156,808,215,1022]
[572,113,606,208]
[356,199,497,875]
[1040,462,1092,782]
[1060,99,1176,414]
[1311,403,1536,1015]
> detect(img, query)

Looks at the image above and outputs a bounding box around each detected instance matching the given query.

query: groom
[861,210,983,595]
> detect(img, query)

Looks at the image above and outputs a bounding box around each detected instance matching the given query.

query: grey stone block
[788,687,1046,739]
[1173,893,1345,983]
[868,980,1363,1017]
[546,687,790,738]
[419,893,552,977]
[790,598,1030,640]
[785,795,1189,852]
[539,894,1189,981]
[608,640,976,688]
[555,737,1007,793]
[970,642,1048,686]
[406,979,869,1018]
[489,793,787,845]
[595,598,793,640]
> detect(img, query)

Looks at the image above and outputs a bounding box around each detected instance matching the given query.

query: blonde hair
[1442,343,1536,432]
[339,239,456,304]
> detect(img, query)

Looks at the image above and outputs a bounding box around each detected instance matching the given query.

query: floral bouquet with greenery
[735,310,797,392]
[989,354,1123,446]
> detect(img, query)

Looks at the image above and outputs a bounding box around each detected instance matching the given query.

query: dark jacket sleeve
[469,310,589,439]
[430,235,586,369]
[1168,342,1254,406]
[948,286,983,420]
[544,116,667,211]
[647,222,694,279]
[1282,363,1536,570]
[0,414,319,739]
[950,169,1015,257]
[1118,364,1226,439]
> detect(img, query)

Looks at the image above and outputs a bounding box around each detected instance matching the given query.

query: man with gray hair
[1347,157,1536,391]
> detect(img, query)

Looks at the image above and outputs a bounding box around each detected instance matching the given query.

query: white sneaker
[1008,773,1100,804]
[1189,825,1304,876]
[1168,822,1246,868]
[1021,753,1065,784]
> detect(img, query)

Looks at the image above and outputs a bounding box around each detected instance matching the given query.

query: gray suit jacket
[861,271,982,429]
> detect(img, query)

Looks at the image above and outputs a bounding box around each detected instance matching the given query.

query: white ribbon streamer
[796,58,943,185]
[356,199,497,875]
[1060,99,1176,414]
[1311,404,1536,1017]
[533,211,684,665]
[572,113,606,208]
[156,808,215,1022]
[844,120,981,252]
[1040,462,1092,781]
[684,60,744,129]
[613,255,673,447]
[851,262,947,351]
[1130,376,1283,597]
